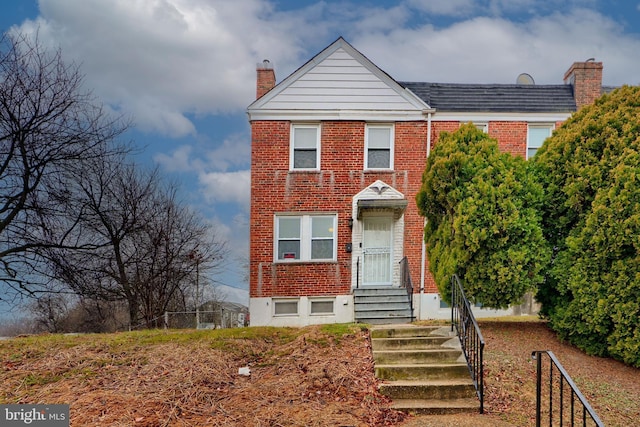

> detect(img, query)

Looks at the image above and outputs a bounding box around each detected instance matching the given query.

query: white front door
[362,217,393,286]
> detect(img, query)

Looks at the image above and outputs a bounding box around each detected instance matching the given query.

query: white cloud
[199,169,250,207]
[406,0,477,17]
[154,145,193,172]
[205,133,251,172]
[351,8,640,86]
[14,0,322,137]
[14,0,640,141]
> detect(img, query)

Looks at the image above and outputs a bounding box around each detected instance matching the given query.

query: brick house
[247,37,605,326]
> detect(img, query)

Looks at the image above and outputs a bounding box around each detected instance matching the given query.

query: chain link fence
[162,309,247,329]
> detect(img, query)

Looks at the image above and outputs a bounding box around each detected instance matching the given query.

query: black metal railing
[399,256,414,321]
[532,350,604,427]
[451,274,485,413]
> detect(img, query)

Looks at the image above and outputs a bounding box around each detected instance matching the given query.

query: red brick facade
[249,120,432,298]
[249,118,562,301]
[247,39,605,324]
[256,61,276,99]
[564,61,603,109]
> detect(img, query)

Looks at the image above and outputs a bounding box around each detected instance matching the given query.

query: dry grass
[1,325,405,426]
[2,321,639,426]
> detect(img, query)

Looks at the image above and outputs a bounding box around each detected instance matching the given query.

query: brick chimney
[256,59,276,100]
[563,59,603,109]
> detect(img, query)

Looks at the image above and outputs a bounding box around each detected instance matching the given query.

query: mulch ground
[1,321,639,426]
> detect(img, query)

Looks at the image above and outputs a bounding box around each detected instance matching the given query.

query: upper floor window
[275,214,336,262]
[290,124,320,170]
[527,124,553,159]
[365,124,394,169]
[474,123,488,133]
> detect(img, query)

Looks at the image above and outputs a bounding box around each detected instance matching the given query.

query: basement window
[274,299,299,316]
[310,299,335,315]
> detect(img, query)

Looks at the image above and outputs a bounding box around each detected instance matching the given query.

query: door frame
[362,216,394,286]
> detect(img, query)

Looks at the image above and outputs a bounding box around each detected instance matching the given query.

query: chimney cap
[257,59,273,70]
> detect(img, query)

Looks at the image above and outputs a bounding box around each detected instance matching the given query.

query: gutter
[419,111,432,317]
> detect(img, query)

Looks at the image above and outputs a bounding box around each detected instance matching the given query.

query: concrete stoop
[371,325,480,415]
[353,287,413,324]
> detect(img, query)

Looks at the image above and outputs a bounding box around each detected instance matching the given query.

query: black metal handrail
[451,274,485,413]
[399,257,414,321]
[532,350,604,427]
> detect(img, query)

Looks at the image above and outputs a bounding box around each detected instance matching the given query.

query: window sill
[274,260,338,265]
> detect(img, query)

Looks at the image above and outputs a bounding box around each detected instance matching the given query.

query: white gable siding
[260,49,422,112]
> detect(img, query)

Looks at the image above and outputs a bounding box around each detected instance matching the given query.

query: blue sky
[1,0,640,317]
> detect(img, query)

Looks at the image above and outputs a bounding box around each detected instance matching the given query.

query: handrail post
[400,257,414,321]
[532,350,604,427]
[535,351,542,427]
[450,274,485,413]
[450,275,454,333]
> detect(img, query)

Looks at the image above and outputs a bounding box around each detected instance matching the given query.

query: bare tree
[43,157,226,329]
[0,32,128,298]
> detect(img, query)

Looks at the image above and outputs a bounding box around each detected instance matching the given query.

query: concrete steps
[371,325,479,415]
[353,287,413,324]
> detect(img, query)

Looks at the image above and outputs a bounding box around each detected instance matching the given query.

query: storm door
[362,217,393,286]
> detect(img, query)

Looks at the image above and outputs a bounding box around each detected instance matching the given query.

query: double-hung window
[365,124,394,169]
[275,215,336,262]
[527,124,553,159]
[291,124,320,170]
[474,123,488,133]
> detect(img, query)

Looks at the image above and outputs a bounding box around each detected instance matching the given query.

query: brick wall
[250,120,430,297]
[250,118,556,298]
[564,61,603,109]
[256,62,276,99]
[489,122,528,157]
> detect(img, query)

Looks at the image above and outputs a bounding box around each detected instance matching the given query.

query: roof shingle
[400,82,577,113]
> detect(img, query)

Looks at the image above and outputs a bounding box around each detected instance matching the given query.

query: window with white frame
[365,124,394,169]
[310,298,335,315]
[474,123,488,133]
[275,215,336,262]
[527,124,553,159]
[274,299,299,316]
[291,124,320,170]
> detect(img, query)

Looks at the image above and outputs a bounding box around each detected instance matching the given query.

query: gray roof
[399,82,578,113]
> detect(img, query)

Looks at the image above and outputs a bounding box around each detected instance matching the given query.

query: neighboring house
[247,37,606,327]
[198,301,249,328]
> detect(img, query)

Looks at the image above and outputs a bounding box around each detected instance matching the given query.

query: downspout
[419,111,432,319]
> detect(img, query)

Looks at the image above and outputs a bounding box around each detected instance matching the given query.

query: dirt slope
[1,322,639,426]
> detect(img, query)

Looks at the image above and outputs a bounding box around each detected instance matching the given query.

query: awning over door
[356,199,408,219]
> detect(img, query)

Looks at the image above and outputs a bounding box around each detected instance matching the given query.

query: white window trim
[290,123,321,171]
[364,124,394,170]
[273,298,299,317]
[527,123,554,159]
[274,214,337,263]
[309,298,336,316]
[474,122,488,133]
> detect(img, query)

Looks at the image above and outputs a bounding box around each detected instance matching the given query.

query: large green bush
[533,86,640,366]
[416,123,549,308]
